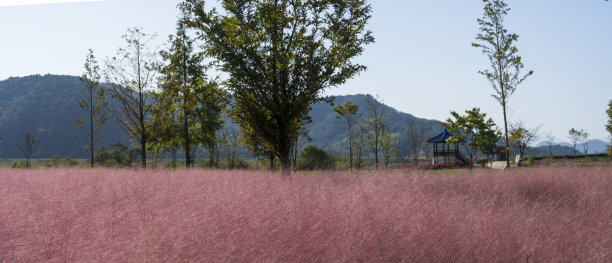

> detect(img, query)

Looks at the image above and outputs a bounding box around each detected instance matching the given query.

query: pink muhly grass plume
[0,166,610,262]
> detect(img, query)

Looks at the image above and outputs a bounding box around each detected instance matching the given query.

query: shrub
[297,144,335,170]
[94,143,140,167]
[11,161,26,168]
[47,155,79,167]
[233,157,251,169]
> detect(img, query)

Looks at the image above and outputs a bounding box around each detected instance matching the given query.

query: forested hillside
[0,75,585,159]
[0,75,445,158]
[0,75,127,158]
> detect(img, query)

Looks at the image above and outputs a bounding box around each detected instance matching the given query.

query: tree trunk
[502,103,510,169]
[140,138,147,168]
[90,86,94,168]
[184,98,191,169]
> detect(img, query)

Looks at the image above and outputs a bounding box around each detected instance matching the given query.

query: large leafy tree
[148,91,182,168]
[183,0,374,174]
[443,108,499,167]
[75,49,108,168]
[333,100,359,171]
[473,0,533,168]
[158,6,208,168]
[105,28,158,168]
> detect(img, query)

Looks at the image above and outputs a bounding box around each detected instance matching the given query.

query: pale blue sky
[0,0,610,142]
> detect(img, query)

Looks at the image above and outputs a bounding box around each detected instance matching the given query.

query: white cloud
[0,0,107,7]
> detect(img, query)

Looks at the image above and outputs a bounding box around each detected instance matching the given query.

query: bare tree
[105,27,158,168]
[568,128,582,155]
[407,122,427,164]
[364,95,386,170]
[580,130,590,155]
[545,131,555,157]
[16,132,38,168]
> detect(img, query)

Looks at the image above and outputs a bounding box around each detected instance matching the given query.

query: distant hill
[0,75,448,158]
[307,94,443,156]
[535,139,610,154]
[0,75,127,158]
[0,74,597,159]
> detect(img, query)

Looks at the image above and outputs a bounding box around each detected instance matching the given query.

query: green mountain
[0,75,446,159]
[0,75,127,158]
[2,74,581,160]
[308,94,443,156]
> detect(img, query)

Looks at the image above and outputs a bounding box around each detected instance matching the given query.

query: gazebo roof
[427,129,455,143]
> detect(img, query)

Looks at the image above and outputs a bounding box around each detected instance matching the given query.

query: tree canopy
[183,0,374,174]
[443,108,499,166]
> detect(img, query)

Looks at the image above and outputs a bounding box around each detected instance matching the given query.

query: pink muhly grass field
[0,167,611,262]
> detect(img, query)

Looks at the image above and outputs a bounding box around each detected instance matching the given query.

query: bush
[297,145,335,170]
[94,143,140,167]
[608,145,612,157]
[47,155,79,167]
[11,161,26,168]
[234,157,251,169]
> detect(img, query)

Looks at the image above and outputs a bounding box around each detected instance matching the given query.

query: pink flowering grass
[1,167,611,262]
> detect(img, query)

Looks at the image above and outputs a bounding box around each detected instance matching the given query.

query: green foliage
[183,0,374,174]
[154,7,215,168]
[443,108,499,163]
[297,145,335,171]
[11,161,26,169]
[0,75,128,158]
[46,155,79,167]
[105,27,158,168]
[473,0,533,167]
[75,49,108,168]
[94,143,139,167]
[606,100,612,141]
[381,131,399,170]
[509,122,540,159]
[333,100,359,170]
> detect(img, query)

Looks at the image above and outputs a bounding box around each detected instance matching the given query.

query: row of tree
[333,97,404,171]
[73,1,374,174]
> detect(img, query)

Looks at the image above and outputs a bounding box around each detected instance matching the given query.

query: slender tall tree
[364,95,385,170]
[16,132,38,168]
[473,0,533,168]
[75,49,108,168]
[545,132,555,157]
[183,0,374,175]
[333,100,359,171]
[568,128,582,155]
[105,27,158,168]
[158,6,207,168]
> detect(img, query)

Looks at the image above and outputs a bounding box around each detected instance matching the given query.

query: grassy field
[1,167,611,262]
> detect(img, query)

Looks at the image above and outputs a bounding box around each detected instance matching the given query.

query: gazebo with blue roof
[427,129,466,165]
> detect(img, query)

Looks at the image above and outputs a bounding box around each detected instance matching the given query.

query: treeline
[70,1,374,174]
